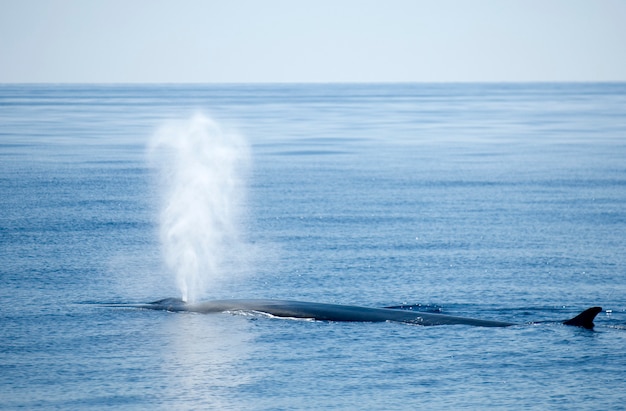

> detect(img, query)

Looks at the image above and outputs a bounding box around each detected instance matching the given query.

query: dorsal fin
[562,307,602,329]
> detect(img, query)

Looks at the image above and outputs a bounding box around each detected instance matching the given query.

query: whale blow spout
[149,114,250,303]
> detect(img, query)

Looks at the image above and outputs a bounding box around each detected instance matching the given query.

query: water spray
[149,113,249,302]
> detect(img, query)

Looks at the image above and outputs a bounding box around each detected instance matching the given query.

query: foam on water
[149,113,250,302]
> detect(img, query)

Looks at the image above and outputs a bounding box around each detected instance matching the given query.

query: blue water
[1,83,626,410]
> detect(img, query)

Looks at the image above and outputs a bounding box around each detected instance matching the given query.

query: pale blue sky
[1,0,625,83]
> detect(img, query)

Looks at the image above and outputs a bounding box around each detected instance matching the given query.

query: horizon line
[2,80,626,86]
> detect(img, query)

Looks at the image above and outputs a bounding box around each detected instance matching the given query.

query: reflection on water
[157,312,256,409]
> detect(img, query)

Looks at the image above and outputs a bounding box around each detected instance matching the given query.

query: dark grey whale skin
[125,298,601,328]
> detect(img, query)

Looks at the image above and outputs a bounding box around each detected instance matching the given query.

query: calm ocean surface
[1,83,625,410]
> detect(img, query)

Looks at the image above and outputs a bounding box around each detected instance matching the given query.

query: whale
[112,298,602,329]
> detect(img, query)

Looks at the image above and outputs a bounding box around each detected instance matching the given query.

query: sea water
[1,83,625,410]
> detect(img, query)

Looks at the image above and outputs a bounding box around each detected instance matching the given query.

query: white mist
[149,114,250,302]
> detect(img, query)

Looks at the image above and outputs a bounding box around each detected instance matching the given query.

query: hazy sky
[1,0,625,83]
